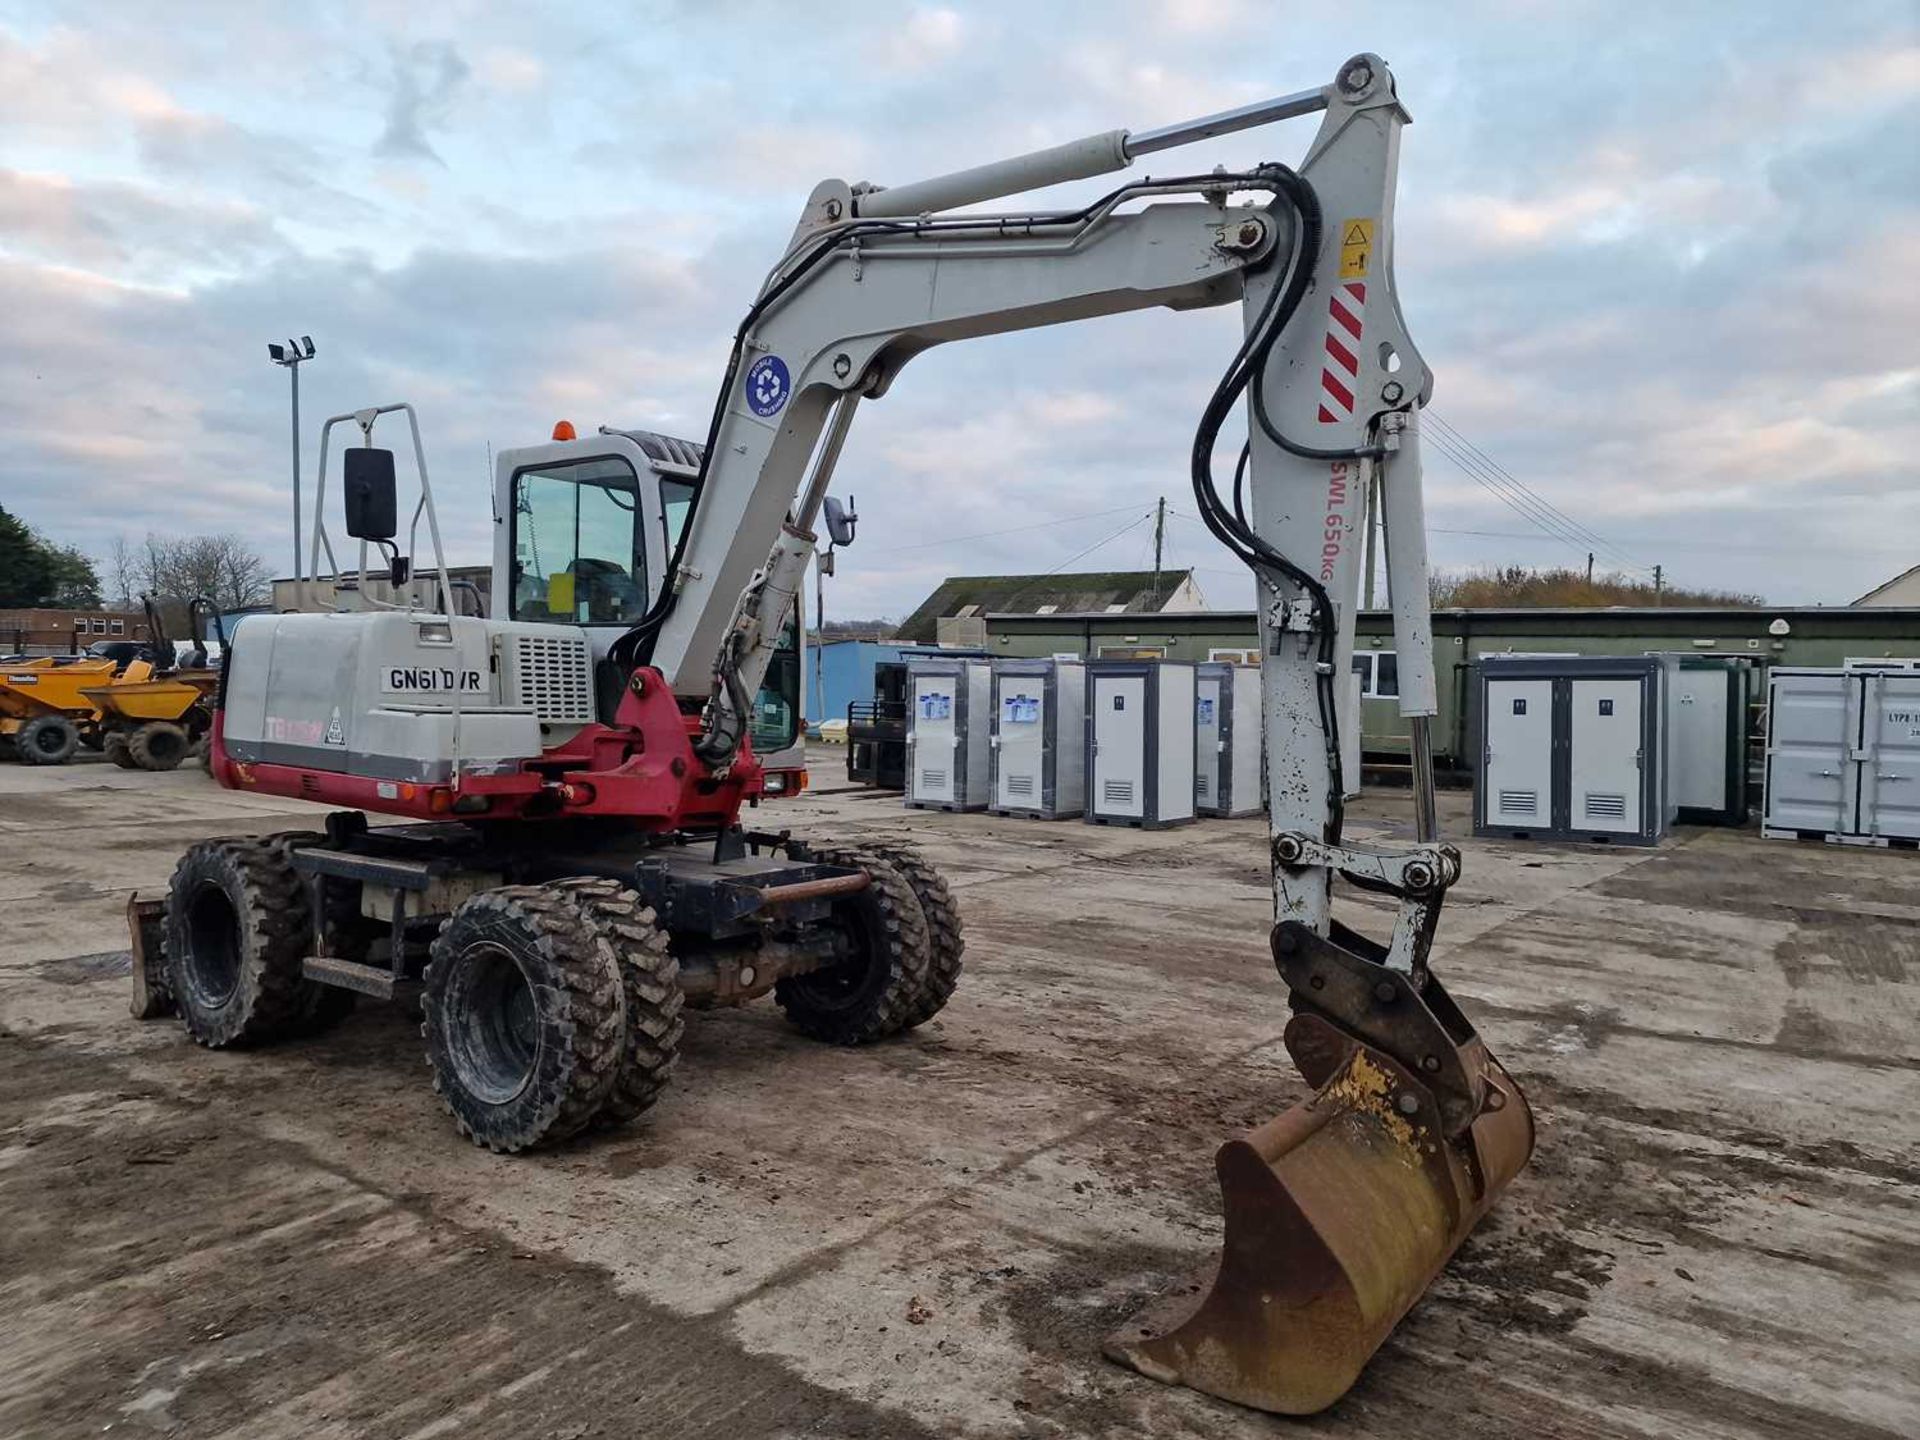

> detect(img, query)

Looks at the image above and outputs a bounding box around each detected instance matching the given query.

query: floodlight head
[300,336,315,357]
[267,342,286,362]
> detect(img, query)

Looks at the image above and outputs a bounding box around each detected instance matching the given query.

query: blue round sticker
[746,355,791,417]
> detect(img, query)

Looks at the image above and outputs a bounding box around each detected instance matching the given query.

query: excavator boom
[613,53,1536,1413]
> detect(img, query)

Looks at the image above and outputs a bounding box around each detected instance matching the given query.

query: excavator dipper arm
[620,53,1534,1414]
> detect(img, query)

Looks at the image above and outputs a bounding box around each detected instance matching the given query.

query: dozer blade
[1105,926,1535,1415]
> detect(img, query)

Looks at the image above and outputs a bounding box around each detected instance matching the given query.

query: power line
[1424,411,1651,574]
[886,502,1147,554]
[1038,510,1155,577]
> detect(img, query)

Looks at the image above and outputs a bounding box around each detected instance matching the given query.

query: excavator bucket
[1105,924,1536,1415]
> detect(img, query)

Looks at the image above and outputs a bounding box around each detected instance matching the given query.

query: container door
[1765,671,1853,835]
[1195,676,1224,810]
[1482,678,1554,827]
[911,676,958,804]
[1671,669,1729,813]
[996,680,1046,809]
[1568,678,1642,834]
[1092,674,1147,818]
[1858,672,1920,840]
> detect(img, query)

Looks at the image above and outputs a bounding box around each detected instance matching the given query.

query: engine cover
[222,612,593,784]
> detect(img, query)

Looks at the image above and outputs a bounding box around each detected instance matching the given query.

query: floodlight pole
[269,337,316,600]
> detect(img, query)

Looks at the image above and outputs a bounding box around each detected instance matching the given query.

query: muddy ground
[1,751,1915,1438]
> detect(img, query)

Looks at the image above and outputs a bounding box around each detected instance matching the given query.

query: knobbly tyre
[138,54,1533,1416]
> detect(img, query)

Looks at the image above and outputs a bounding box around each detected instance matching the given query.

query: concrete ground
[1,746,1916,1440]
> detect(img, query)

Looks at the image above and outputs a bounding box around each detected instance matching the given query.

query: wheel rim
[448,941,540,1105]
[791,894,890,1015]
[182,881,243,1006]
[147,730,186,764]
[31,726,66,757]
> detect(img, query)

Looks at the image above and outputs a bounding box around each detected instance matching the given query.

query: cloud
[376,41,471,164]
[0,2,1915,618]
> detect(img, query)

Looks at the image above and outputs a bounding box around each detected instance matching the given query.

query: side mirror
[343,448,398,541]
[823,494,857,548]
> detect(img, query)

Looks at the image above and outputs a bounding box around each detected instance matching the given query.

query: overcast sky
[2,1,1915,616]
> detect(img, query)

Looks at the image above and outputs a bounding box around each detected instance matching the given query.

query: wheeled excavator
[140,55,1535,1415]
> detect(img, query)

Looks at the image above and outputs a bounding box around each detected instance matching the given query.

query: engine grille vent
[1585,792,1627,820]
[1196,774,1211,799]
[507,634,593,724]
[919,768,947,791]
[1103,779,1135,806]
[1006,774,1035,797]
[1497,789,1537,816]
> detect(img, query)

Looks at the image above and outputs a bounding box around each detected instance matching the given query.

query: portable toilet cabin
[1472,655,1671,845]
[1195,662,1262,817]
[905,657,992,811]
[1085,660,1196,828]
[1651,654,1752,826]
[989,659,1086,818]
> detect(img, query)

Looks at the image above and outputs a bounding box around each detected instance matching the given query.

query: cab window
[511,458,648,624]
[753,615,801,755]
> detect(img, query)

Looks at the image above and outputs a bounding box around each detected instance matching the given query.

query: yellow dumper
[0,657,143,764]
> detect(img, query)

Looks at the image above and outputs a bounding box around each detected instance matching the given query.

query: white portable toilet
[1195,662,1262,817]
[1472,655,1670,845]
[989,659,1086,818]
[1085,660,1197,828]
[905,657,992,811]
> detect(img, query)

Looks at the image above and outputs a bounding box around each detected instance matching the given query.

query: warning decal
[1339,218,1374,278]
[1317,281,1368,423]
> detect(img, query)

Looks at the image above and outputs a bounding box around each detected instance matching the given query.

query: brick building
[0,608,151,655]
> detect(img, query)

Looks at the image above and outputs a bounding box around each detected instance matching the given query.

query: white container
[989,659,1085,818]
[1195,662,1261,817]
[905,658,992,811]
[1085,661,1196,828]
[1765,666,1920,845]
[1473,656,1670,845]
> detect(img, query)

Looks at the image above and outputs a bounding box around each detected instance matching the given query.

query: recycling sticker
[745,355,791,417]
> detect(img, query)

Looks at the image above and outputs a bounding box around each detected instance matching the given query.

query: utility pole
[267,336,316,597]
[1151,495,1166,602]
[1585,551,1594,585]
[1653,564,1663,604]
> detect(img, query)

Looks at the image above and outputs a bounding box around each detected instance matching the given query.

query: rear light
[452,793,491,814]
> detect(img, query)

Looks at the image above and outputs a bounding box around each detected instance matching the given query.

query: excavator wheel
[546,877,684,1130]
[806,839,963,1029]
[774,847,929,1045]
[103,731,140,768]
[16,714,79,766]
[422,885,626,1153]
[128,721,191,772]
[164,839,313,1048]
[258,831,359,1035]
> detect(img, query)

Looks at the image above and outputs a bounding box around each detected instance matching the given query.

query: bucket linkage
[1105,839,1536,1416]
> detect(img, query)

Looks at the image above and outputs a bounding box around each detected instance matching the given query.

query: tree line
[0,503,270,613]
[1429,565,1761,609]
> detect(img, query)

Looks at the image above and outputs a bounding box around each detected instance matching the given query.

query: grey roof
[895,570,1194,644]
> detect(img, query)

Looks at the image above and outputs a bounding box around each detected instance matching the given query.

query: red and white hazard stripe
[1317,281,1367,423]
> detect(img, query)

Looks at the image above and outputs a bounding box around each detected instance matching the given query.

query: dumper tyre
[844,841,963,1029]
[422,885,626,1153]
[775,848,929,1045]
[128,721,191,771]
[165,839,313,1048]
[17,714,78,766]
[103,732,139,768]
[547,877,683,1129]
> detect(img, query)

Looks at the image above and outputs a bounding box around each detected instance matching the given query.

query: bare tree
[132,532,272,612]
[104,535,139,610]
